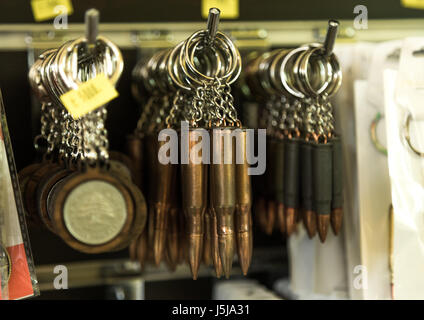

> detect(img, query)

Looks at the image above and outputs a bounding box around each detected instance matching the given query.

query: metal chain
[136,96,155,133]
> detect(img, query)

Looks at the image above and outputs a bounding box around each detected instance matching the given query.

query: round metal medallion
[63,180,127,245]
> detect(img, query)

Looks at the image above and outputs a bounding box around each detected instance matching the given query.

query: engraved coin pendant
[63,180,127,245]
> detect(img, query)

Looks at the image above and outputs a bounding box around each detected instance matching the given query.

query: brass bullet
[145,134,157,264]
[178,203,186,264]
[277,202,286,234]
[152,204,168,266]
[152,136,175,266]
[167,207,180,268]
[303,210,317,238]
[210,207,223,278]
[210,128,236,279]
[317,214,330,243]
[164,249,177,272]
[285,207,297,236]
[234,129,253,276]
[125,133,145,191]
[167,167,181,269]
[330,208,343,235]
[203,209,212,266]
[181,129,207,280]
[266,200,276,235]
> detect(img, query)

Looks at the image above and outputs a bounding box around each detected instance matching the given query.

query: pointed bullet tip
[239,256,251,276]
[219,237,234,280]
[303,210,317,238]
[237,234,252,276]
[154,255,161,267]
[189,260,200,279]
[188,235,203,280]
[285,208,296,236]
[192,270,198,280]
[241,265,249,276]
[317,214,330,243]
[153,236,165,266]
[331,208,343,235]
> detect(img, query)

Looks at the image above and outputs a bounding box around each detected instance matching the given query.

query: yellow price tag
[401,0,424,9]
[31,0,73,22]
[60,74,119,119]
[202,0,239,19]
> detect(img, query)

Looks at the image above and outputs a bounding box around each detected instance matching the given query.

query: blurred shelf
[0,19,423,50]
[35,246,286,291]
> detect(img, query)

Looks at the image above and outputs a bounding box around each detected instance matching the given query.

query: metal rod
[85,8,99,50]
[206,7,220,44]
[323,19,339,56]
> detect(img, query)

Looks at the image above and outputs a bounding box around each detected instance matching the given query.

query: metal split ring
[404,112,424,157]
[370,112,388,156]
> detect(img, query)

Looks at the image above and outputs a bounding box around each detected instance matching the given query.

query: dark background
[0,0,419,299]
[0,0,423,23]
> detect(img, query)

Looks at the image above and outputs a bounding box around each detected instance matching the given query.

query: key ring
[293,46,333,98]
[181,31,241,87]
[184,34,225,82]
[295,46,332,97]
[370,112,388,156]
[57,36,123,92]
[295,43,342,98]
[268,49,292,95]
[280,46,331,99]
[404,112,424,157]
[180,30,241,84]
[183,31,238,83]
[167,41,193,91]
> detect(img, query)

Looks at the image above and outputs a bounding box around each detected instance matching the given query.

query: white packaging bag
[384,41,424,297]
[354,80,391,299]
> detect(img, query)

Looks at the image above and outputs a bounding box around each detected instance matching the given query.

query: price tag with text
[31,0,73,22]
[60,74,118,119]
[201,0,239,19]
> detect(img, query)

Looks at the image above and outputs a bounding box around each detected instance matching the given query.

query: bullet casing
[181,129,208,279]
[125,134,145,191]
[234,129,253,275]
[210,128,236,278]
[152,136,176,265]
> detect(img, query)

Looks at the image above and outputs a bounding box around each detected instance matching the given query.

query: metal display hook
[323,19,339,56]
[85,8,99,54]
[206,7,220,45]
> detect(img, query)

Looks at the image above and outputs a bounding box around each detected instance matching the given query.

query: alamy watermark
[353,265,368,290]
[53,264,68,289]
[353,5,368,30]
[157,121,266,176]
[53,5,69,30]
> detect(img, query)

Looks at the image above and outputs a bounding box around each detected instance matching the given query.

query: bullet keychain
[234,128,253,275]
[243,20,343,243]
[129,8,248,279]
[181,128,208,279]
